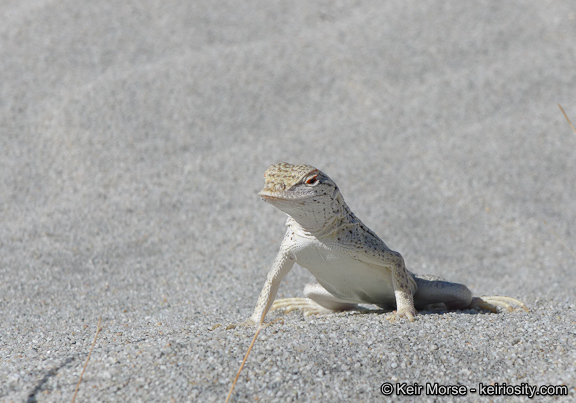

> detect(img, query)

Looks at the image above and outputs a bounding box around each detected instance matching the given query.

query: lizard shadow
[335,304,501,318]
[270,304,504,323]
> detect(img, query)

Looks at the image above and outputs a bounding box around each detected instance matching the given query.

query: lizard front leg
[390,251,417,322]
[228,240,295,329]
[249,249,295,325]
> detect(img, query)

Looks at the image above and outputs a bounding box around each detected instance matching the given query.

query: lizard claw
[226,317,284,330]
[225,318,257,330]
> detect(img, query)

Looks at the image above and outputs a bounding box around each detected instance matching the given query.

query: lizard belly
[291,238,396,307]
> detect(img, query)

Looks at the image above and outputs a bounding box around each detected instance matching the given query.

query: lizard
[225,162,527,402]
[239,162,527,325]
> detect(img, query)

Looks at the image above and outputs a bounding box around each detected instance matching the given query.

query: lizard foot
[271,297,332,316]
[470,296,529,313]
[225,317,285,330]
[225,318,257,330]
[386,306,417,322]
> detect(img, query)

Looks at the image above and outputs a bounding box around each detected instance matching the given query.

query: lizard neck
[285,189,354,237]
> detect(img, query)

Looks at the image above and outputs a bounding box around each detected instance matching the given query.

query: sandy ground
[1,1,576,402]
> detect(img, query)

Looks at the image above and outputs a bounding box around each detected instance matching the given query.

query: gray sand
[1,1,575,402]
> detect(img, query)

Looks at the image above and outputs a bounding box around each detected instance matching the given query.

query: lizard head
[259,162,344,230]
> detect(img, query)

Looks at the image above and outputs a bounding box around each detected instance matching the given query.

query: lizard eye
[305,174,319,186]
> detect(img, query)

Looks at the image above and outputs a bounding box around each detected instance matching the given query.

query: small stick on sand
[558,104,576,135]
[71,317,103,403]
[225,317,283,403]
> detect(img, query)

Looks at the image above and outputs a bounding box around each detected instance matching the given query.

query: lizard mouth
[258,189,315,203]
[258,190,283,201]
[258,190,304,204]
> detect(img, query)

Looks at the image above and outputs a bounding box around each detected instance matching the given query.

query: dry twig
[558,104,576,135]
[225,317,283,403]
[71,317,103,403]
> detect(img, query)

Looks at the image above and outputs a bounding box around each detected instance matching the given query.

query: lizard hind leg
[271,283,358,316]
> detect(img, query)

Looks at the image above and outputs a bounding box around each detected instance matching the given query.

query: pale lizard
[225,162,527,401]
[237,162,527,326]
